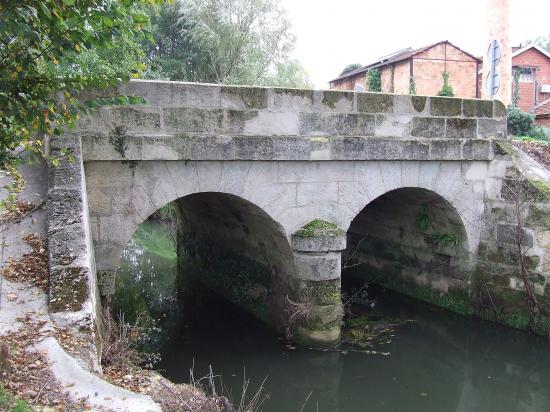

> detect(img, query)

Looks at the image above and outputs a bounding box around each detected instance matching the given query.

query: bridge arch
[344,186,472,296]
[110,188,297,334]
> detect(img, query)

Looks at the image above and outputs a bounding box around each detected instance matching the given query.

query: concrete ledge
[81,134,496,161]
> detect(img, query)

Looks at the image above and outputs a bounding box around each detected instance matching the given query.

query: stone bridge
[46,80,550,366]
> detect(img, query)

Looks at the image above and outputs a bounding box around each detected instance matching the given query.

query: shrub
[507,106,546,139]
[438,72,454,97]
[366,69,381,92]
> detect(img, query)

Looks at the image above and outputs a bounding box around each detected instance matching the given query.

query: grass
[512,135,550,145]
[295,219,344,237]
[0,382,31,412]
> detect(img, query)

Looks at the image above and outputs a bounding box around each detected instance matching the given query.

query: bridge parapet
[79,80,507,162]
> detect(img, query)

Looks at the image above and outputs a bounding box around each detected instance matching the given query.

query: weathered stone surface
[462,99,493,118]
[478,119,507,139]
[356,93,394,113]
[299,112,374,136]
[410,117,445,138]
[220,86,268,109]
[366,139,400,159]
[400,140,429,160]
[430,97,462,116]
[68,81,550,347]
[293,252,342,281]
[446,118,477,139]
[430,139,462,160]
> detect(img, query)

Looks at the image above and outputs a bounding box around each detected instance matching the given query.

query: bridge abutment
[290,220,346,347]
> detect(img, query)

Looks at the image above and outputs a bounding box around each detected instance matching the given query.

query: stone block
[293,252,342,281]
[320,91,354,111]
[496,224,533,248]
[463,140,491,160]
[48,188,84,231]
[430,97,462,117]
[446,118,477,139]
[243,111,299,135]
[119,80,222,108]
[493,100,507,118]
[410,117,445,138]
[429,139,462,160]
[462,99,493,118]
[375,114,412,137]
[292,232,346,252]
[271,88,314,110]
[110,107,161,132]
[478,119,507,139]
[296,182,338,206]
[293,325,340,347]
[221,110,260,134]
[366,139,399,159]
[400,140,429,160]
[271,137,312,160]
[163,108,221,133]
[411,96,428,113]
[292,278,341,305]
[277,161,354,183]
[233,136,274,160]
[299,113,374,136]
[329,137,367,160]
[220,86,268,109]
[356,93,394,113]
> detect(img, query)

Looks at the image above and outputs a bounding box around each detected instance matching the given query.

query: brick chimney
[482,0,511,105]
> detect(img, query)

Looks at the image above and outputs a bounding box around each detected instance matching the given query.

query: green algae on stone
[295,219,344,238]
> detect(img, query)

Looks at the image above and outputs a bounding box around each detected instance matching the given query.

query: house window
[518,67,534,83]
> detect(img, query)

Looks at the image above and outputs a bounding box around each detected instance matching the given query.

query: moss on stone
[221,86,268,109]
[295,219,344,238]
[322,91,351,109]
[411,96,427,112]
[529,179,550,201]
[297,279,341,306]
[528,205,550,229]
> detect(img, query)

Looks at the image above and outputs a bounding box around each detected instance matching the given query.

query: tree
[366,69,381,92]
[0,0,159,167]
[145,0,311,86]
[438,72,454,97]
[339,63,362,76]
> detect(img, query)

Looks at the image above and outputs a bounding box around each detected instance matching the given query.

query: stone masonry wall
[79,80,507,164]
[47,135,102,371]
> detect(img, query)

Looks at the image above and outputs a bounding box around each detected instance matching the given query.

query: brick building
[510,44,550,125]
[329,41,481,98]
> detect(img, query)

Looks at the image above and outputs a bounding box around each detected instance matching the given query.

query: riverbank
[0,158,219,411]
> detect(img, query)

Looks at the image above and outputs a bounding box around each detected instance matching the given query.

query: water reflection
[117,220,550,412]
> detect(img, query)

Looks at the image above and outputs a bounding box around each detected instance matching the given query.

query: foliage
[366,69,381,92]
[415,204,459,248]
[409,76,416,95]
[0,0,160,167]
[512,67,521,107]
[0,382,31,412]
[437,72,454,97]
[507,106,547,139]
[145,0,311,87]
[340,63,362,76]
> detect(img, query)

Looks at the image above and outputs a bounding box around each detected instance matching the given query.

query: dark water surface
[118,221,550,412]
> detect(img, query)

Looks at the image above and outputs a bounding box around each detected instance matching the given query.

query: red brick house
[329,41,481,98]
[510,44,550,126]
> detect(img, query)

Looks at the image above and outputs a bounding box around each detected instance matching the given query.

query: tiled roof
[535,98,550,117]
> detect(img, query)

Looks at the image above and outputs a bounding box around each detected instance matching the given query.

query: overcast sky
[279,0,550,88]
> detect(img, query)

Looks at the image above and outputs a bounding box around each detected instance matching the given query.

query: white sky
[279,0,550,88]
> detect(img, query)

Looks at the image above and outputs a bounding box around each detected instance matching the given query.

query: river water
[116,220,550,412]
